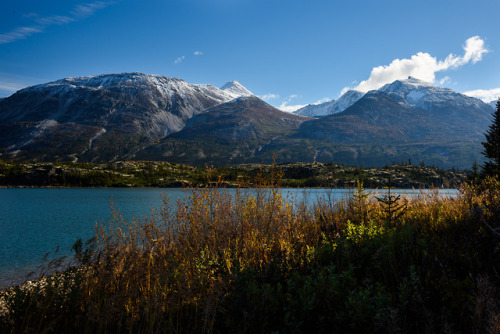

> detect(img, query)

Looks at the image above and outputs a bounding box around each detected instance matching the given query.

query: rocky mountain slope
[136,96,310,165]
[0,73,250,161]
[276,78,493,168]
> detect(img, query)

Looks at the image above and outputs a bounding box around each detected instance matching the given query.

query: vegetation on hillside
[0,159,468,189]
[1,169,499,333]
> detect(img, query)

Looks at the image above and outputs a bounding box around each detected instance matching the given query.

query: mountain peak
[386,76,433,88]
[220,80,253,98]
[379,77,436,98]
[406,76,424,82]
[402,76,433,86]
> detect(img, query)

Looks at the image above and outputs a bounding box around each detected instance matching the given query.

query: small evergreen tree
[482,99,500,177]
[352,180,373,224]
[469,160,480,184]
[376,177,408,225]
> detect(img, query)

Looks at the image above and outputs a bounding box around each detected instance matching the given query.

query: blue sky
[1,0,499,111]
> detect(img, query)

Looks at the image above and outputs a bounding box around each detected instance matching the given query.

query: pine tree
[352,180,373,224]
[470,160,480,184]
[482,99,500,177]
[376,177,407,226]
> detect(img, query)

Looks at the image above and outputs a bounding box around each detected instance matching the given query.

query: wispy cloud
[35,16,75,26]
[194,51,203,56]
[349,36,488,93]
[0,1,116,45]
[72,2,115,18]
[174,56,185,64]
[0,81,26,93]
[0,26,43,44]
[0,73,44,96]
[464,88,500,103]
[279,94,306,113]
[260,93,279,100]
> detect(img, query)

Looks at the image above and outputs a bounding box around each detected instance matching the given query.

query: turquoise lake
[0,187,458,288]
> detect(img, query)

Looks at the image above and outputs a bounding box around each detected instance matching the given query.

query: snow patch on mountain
[406,90,426,103]
[20,72,244,105]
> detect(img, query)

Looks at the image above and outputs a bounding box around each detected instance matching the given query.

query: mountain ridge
[0,72,252,162]
[294,76,495,117]
[0,73,494,169]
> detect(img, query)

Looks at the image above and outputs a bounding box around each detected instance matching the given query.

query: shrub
[1,174,500,333]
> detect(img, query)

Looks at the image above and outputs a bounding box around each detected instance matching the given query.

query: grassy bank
[0,159,468,188]
[1,173,499,333]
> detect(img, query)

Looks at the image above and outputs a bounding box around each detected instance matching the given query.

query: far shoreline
[0,160,470,189]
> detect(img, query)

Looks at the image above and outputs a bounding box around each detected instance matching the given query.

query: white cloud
[71,1,115,18]
[279,104,306,113]
[339,87,351,97]
[0,1,115,45]
[279,94,306,113]
[194,51,203,56]
[174,56,185,64]
[437,76,451,85]
[352,36,488,93]
[0,26,43,44]
[260,93,279,100]
[455,36,488,64]
[463,88,500,103]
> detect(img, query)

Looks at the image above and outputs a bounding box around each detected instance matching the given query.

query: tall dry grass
[1,171,499,333]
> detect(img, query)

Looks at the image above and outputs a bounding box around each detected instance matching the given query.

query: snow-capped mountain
[295,77,492,118]
[378,77,489,115]
[294,90,364,117]
[220,80,253,99]
[289,77,493,168]
[0,72,253,161]
[1,73,245,128]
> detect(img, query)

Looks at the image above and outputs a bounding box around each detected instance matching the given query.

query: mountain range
[0,73,495,169]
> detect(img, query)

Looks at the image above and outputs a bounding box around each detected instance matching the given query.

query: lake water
[0,187,458,288]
